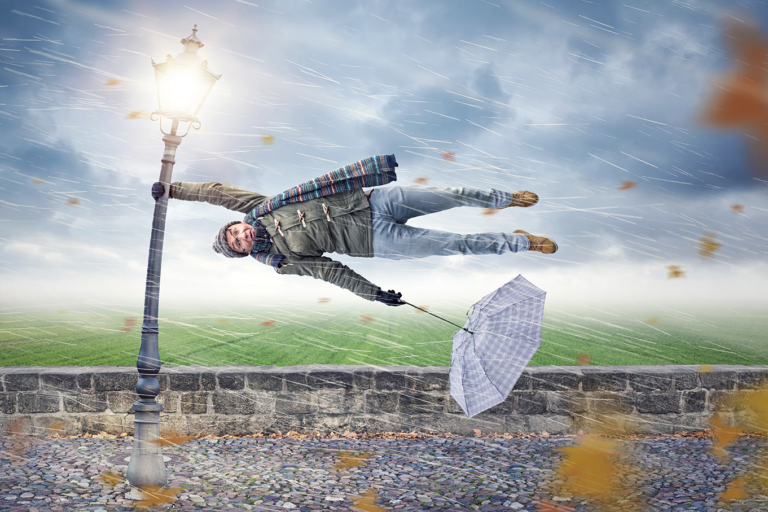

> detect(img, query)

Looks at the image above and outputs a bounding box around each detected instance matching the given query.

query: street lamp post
[127,25,220,490]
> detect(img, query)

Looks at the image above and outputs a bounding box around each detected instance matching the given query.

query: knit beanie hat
[213,220,249,258]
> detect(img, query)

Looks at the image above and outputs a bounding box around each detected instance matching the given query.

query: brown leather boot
[514,230,558,254]
[505,191,539,208]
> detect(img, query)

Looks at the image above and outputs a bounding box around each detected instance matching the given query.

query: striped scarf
[245,154,398,268]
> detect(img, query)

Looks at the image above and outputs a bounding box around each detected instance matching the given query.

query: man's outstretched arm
[278,256,404,305]
[166,182,270,214]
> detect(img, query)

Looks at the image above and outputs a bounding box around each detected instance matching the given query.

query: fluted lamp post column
[127,24,220,490]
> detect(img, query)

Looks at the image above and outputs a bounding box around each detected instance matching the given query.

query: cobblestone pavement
[1,432,768,511]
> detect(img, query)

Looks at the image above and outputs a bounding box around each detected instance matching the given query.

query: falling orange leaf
[413,177,430,185]
[261,134,275,146]
[333,451,372,471]
[105,79,121,86]
[125,110,151,120]
[473,429,482,437]
[710,415,743,459]
[67,197,80,206]
[121,317,137,333]
[149,432,196,447]
[133,484,182,509]
[360,314,374,323]
[577,353,592,365]
[537,500,575,512]
[665,265,686,279]
[480,208,499,216]
[719,476,749,501]
[647,317,660,325]
[413,305,429,314]
[318,298,331,303]
[218,318,230,324]
[441,151,456,162]
[699,231,722,260]
[698,365,715,373]
[32,178,45,184]
[350,488,387,512]
[261,320,276,327]
[557,434,622,499]
[730,204,745,214]
[98,472,123,487]
[617,181,638,190]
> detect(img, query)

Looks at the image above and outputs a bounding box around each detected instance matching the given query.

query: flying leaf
[122,317,137,333]
[699,231,722,260]
[710,415,743,459]
[647,317,659,325]
[577,353,592,365]
[133,484,182,509]
[261,134,275,146]
[617,181,638,190]
[413,177,430,185]
[480,208,499,216]
[360,314,374,323]
[261,320,276,327]
[125,110,151,120]
[318,298,331,303]
[665,265,686,279]
[333,451,372,471]
[557,434,622,499]
[32,178,45,184]
[441,151,456,162]
[473,428,481,437]
[413,305,429,314]
[67,197,80,206]
[105,79,120,86]
[149,432,196,447]
[350,488,387,512]
[730,204,745,214]
[98,472,124,487]
[698,365,715,373]
[218,318,230,324]
[719,476,749,501]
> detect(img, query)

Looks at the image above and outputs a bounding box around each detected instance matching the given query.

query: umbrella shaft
[402,301,473,334]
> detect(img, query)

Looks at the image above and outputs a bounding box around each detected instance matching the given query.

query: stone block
[512,372,532,391]
[82,414,125,435]
[157,374,169,391]
[366,392,398,414]
[699,370,736,390]
[484,394,515,415]
[708,390,738,412]
[342,392,365,414]
[41,373,78,392]
[514,391,547,415]
[0,394,16,414]
[682,390,706,413]
[352,368,375,390]
[217,372,245,390]
[253,393,275,415]
[636,392,681,414]
[582,368,627,392]
[157,391,179,413]
[306,370,354,391]
[399,392,445,414]
[374,370,407,391]
[212,392,256,415]
[672,369,699,391]
[32,415,78,436]
[447,393,464,414]
[77,372,93,391]
[63,393,108,413]
[528,414,574,434]
[18,393,59,413]
[270,415,304,435]
[629,372,673,392]
[531,371,580,391]
[429,415,504,437]
[108,393,138,414]
[94,372,138,392]
[284,369,309,392]
[548,391,589,414]
[405,367,448,392]
[364,413,407,434]
[186,415,232,436]
[316,390,346,414]
[504,414,528,434]
[168,372,200,391]
[159,414,189,437]
[0,415,33,436]
[201,372,216,391]
[589,392,635,415]
[246,370,283,392]
[738,369,768,390]
[276,393,317,415]
[181,392,209,414]
[5,373,39,392]
[301,414,366,434]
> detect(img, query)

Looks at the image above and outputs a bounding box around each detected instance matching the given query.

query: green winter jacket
[170,181,382,301]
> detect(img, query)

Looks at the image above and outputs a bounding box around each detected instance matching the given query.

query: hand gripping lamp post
[127,25,220,489]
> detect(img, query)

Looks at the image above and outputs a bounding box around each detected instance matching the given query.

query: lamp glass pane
[155,63,217,118]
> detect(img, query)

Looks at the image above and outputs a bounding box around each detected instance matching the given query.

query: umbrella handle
[401,301,473,334]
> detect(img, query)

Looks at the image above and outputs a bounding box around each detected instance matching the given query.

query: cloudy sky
[1,0,767,313]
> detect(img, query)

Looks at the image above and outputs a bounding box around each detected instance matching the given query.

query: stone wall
[1,365,766,437]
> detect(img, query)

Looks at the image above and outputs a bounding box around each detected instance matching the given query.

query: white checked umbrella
[447,275,546,418]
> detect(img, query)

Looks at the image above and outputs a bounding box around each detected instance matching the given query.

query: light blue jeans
[368,186,530,260]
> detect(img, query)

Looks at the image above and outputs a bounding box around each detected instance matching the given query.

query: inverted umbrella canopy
[449,275,546,418]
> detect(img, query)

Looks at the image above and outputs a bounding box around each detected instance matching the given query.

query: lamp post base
[126,402,167,488]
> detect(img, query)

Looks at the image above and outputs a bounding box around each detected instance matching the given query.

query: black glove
[151,182,173,200]
[376,289,405,307]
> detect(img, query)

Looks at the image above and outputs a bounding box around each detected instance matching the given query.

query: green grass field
[1,304,766,367]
